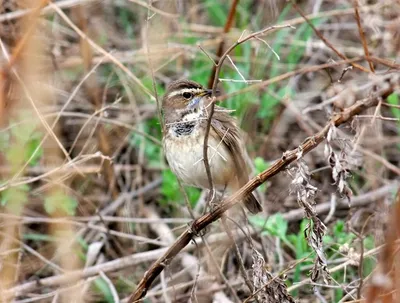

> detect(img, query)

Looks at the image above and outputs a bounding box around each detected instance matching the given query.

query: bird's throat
[171,121,196,136]
[171,108,203,137]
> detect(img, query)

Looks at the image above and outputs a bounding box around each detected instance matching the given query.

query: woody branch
[128,77,398,302]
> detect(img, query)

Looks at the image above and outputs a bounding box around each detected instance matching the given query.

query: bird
[162,79,263,214]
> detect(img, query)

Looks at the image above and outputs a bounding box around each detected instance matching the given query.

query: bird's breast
[163,126,234,190]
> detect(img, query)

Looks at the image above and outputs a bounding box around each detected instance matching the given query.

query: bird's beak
[187,89,218,109]
[204,89,220,96]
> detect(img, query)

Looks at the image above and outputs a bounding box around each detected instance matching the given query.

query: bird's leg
[204,188,217,213]
[208,185,227,212]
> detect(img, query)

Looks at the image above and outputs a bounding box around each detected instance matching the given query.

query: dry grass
[0,0,399,302]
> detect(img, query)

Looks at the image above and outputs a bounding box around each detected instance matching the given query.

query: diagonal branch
[128,77,397,303]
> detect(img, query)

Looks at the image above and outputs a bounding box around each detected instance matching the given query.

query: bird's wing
[209,107,263,214]
[210,107,251,185]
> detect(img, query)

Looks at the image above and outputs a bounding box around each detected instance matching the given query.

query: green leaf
[161,169,180,204]
[1,184,30,214]
[191,57,214,84]
[254,157,269,192]
[23,233,57,242]
[76,236,89,250]
[93,277,115,303]
[205,0,227,26]
[387,93,400,149]
[44,191,78,216]
[387,93,400,119]
[10,122,34,143]
[254,157,269,173]
[269,214,288,239]
[258,93,279,120]
[250,213,288,241]
[6,125,43,167]
[160,169,200,208]
[6,144,25,167]
[186,187,201,208]
[363,236,376,276]
[25,136,43,166]
[130,118,162,167]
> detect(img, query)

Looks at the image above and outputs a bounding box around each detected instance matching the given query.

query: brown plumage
[162,79,262,214]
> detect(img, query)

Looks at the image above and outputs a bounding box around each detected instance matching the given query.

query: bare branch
[129,77,397,303]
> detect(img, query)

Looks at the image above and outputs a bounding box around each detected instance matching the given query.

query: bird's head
[162,79,212,116]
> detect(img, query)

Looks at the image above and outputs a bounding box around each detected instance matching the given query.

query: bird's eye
[182,92,192,99]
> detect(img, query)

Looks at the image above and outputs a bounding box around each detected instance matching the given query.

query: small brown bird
[162,79,262,214]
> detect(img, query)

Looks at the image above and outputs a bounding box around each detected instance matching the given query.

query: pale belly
[163,127,234,190]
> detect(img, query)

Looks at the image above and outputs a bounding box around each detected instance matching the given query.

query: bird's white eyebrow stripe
[168,88,203,98]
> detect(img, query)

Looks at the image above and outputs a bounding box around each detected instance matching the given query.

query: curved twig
[202,23,294,197]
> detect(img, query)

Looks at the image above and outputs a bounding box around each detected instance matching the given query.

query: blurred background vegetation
[0,0,399,302]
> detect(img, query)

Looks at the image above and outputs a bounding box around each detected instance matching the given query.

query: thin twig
[49,2,155,100]
[217,56,367,102]
[221,215,257,301]
[243,256,310,303]
[290,0,370,73]
[198,44,217,66]
[146,9,163,134]
[227,55,247,83]
[255,36,280,61]
[353,0,375,72]
[288,243,387,293]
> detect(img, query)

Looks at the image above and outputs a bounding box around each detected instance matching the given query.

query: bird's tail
[243,192,263,214]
